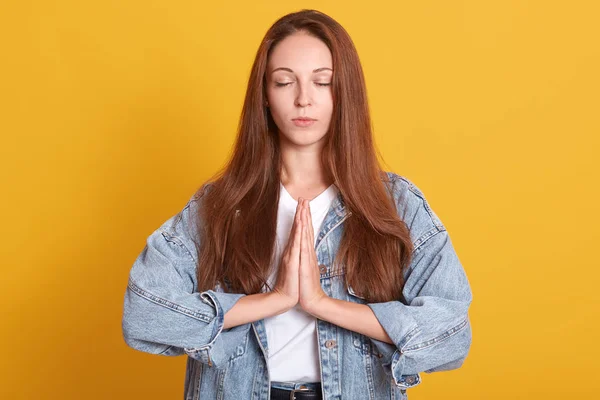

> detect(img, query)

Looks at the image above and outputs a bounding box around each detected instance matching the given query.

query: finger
[305,200,315,245]
[303,206,317,265]
[287,197,303,243]
[293,197,303,229]
[304,202,317,265]
[305,207,313,259]
[294,205,303,243]
[283,202,301,260]
[303,201,319,266]
[291,200,304,256]
[300,209,308,263]
[301,200,312,245]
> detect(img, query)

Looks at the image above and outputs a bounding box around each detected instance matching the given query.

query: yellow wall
[1,1,598,398]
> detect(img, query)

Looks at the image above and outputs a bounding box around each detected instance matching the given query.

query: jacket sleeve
[362,175,474,389]
[366,228,473,389]
[121,192,251,368]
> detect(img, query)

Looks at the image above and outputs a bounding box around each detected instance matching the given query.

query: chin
[292,135,328,147]
[278,126,327,142]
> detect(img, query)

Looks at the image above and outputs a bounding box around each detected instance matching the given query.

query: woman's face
[266,32,333,148]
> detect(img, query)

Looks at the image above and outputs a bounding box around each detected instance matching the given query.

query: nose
[295,82,312,108]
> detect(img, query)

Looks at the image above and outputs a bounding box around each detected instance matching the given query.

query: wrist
[301,292,329,318]
[268,291,297,314]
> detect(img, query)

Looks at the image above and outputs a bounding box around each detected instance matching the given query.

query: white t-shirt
[263,181,339,382]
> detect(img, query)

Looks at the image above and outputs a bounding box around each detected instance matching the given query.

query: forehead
[268,33,332,73]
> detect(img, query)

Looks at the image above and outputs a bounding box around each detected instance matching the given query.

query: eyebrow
[271,67,333,73]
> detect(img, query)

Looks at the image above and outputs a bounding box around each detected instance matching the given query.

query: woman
[122,9,473,400]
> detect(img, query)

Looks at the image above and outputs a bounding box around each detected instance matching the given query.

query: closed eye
[274,82,331,87]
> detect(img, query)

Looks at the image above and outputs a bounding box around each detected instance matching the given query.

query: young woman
[122,9,473,400]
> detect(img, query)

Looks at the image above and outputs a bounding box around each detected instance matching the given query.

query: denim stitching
[397,176,445,231]
[412,228,445,253]
[402,318,469,353]
[161,230,197,263]
[397,325,421,350]
[128,279,213,323]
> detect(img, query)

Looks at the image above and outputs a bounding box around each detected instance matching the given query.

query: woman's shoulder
[153,182,215,260]
[382,170,446,247]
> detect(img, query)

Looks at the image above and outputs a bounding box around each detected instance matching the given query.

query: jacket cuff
[367,302,422,388]
[390,349,422,388]
[183,290,248,367]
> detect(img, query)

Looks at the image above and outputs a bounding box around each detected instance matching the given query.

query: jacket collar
[314,191,351,250]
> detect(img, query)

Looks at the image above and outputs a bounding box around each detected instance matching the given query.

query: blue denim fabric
[122,171,473,399]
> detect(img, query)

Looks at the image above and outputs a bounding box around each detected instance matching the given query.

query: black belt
[270,385,322,400]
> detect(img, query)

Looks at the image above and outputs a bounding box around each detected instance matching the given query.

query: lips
[292,118,316,127]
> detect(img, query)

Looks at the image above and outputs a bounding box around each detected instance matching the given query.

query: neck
[280,162,333,193]
[279,140,332,189]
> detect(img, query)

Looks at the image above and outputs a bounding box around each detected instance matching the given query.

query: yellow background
[1,1,598,399]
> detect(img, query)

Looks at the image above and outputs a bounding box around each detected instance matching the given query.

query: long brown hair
[192,9,413,303]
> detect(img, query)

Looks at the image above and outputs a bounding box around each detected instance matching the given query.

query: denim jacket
[122,171,473,400]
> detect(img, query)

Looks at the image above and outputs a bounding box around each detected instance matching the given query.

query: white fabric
[263,181,338,382]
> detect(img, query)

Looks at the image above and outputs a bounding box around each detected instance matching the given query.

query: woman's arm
[306,229,472,390]
[223,291,295,329]
[305,297,394,343]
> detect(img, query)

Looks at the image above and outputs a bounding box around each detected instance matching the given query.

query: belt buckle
[290,386,311,400]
